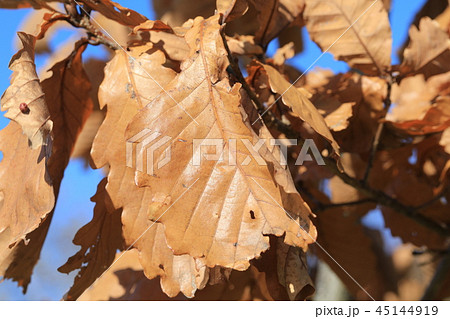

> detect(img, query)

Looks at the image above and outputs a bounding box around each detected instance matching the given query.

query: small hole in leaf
[158,264,164,270]
[249,210,255,219]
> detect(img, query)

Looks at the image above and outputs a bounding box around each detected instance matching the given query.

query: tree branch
[63,0,120,51]
[362,78,393,184]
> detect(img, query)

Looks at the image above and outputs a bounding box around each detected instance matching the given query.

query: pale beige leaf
[261,63,340,156]
[304,0,392,75]
[1,32,53,149]
[0,122,53,245]
[402,17,450,77]
[126,15,315,270]
[226,35,264,56]
[0,0,57,9]
[273,42,295,66]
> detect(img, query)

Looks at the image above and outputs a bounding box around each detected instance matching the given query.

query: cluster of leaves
[0,0,449,301]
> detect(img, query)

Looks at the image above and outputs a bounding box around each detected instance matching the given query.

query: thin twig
[315,198,377,212]
[63,0,120,50]
[362,78,393,184]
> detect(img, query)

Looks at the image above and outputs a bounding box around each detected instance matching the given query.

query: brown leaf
[216,0,249,23]
[0,211,53,293]
[42,40,94,183]
[226,35,264,56]
[0,40,94,290]
[78,250,189,301]
[79,250,269,301]
[1,32,53,149]
[78,0,147,27]
[402,17,450,78]
[91,45,209,298]
[260,63,340,156]
[387,72,450,123]
[248,0,305,47]
[253,235,314,300]
[273,42,295,66]
[125,15,315,270]
[388,96,450,135]
[0,0,57,9]
[304,0,392,75]
[58,179,123,301]
[0,122,54,246]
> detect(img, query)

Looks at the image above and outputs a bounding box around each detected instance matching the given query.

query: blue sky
[0,0,427,300]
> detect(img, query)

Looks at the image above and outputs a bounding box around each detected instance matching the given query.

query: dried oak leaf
[91,46,209,298]
[126,15,315,269]
[79,250,269,301]
[78,250,189,301]
[0,121,53,245]
[387,72,450,123]
[248,0,305,47]
[260,63,340,156]
[1,32,53,149]
[0,193,53,293]
[58,179,123,301]
[78,0,147,27]
[216,0,249,23]
[390,96,450,135]
[402,17,450,78]
[252,236,314,300]
[0,39,94,291]
[0,0,57,9]
[304,0,392,75]
[0,34,55,246]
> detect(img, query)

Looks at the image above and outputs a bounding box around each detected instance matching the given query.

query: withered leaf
[0,121,54,246]
[402,17,450,78]
[304,0,392,75]
[1,32,53,149]
[91,45,209,298]
[126,15,316,269]
[77,0,147,27]
[0,39,94,291]
[216,0,249,23]
[260,63,340,156]
[0,212,53,293]
[58,179,123,301]
[248,0,305,47]
[0,0,57,9]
